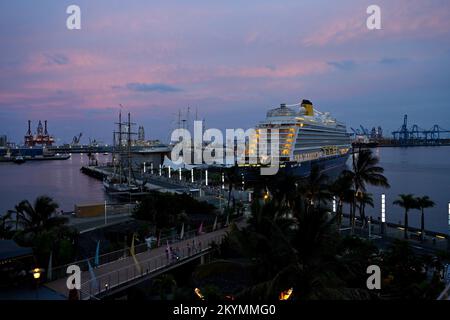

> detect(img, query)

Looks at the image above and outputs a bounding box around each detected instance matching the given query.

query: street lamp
[104,200,107,225]
[447,202,450,250]
[31,267,44,299]
[332,196,337,213]
[381,194,386,235]
[32,268,42,280]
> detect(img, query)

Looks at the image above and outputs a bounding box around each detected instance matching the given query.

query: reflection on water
[351,146,450,233]
[0,147,449,233]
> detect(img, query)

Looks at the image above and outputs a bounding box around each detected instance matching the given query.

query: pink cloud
[303,0,450,47]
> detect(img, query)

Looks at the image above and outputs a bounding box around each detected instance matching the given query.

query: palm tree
[13,196,67,236]
[356,192,374,226]
[346,148,389,230]
[415,196,435,242]
[329,172,353,228]
[393,194,418,239]
[348,148,390,193]
[297,166,331,212]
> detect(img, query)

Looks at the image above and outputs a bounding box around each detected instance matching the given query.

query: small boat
[13,156,26,164]
[103,152,109,155]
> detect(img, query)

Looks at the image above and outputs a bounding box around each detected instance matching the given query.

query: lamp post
[332,196,337,213]
[381,194,386,235]
[447,202,450,250]
[31,268,43,299]
[104,200,107,225]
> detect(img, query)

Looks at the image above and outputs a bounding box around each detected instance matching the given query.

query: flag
[87,260,99,292]
[166,240,172,263]
[145,236,152,250]
[198,222,203,235]
[157,230,161,247]
[180,223,185,240]
[47,251,53,280]
[130,233,142,274]
[166,240,171,255]
[94,240,100,267]
[213,216,218,231]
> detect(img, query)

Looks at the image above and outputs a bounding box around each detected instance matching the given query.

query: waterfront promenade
[45,223,236,299]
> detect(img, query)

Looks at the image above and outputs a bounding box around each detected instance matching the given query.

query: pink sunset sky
[1,0,450,144]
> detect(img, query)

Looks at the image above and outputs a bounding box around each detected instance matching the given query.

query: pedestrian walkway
[45,224,234,299]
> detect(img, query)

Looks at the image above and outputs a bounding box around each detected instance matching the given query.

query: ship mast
[127,112,132,186]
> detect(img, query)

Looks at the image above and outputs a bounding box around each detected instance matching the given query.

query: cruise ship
[246,99,352,178]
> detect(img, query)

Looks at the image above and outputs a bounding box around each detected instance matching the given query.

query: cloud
[327,60,356,71]
[378,57,408,65]
[44,53,69,66]
[125,82,181,93]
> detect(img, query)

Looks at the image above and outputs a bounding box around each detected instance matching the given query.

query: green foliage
[133,191,215,230]
[7,195,78,267]
[192,172,444,301]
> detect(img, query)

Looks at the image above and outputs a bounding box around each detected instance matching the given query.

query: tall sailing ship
[103,111,141,193]
[246,99,352,178]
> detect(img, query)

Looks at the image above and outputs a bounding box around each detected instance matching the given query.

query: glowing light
[194,288,204,300]
[279,288,293,300]
[32,268,41,279]
[381,194,386,223]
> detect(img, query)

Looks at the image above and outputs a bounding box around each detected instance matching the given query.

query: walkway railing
[79,232,225,300]
[49,223,225,281]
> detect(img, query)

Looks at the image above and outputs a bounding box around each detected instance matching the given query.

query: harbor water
[0,147,449,233]
[362,146,450,234]
[0,153,110,214]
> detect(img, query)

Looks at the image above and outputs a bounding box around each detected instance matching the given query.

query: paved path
[45,224,234,299]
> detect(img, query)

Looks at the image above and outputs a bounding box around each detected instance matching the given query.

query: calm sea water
[359,147,450,234]
[0,154,110,214]
[0,148,449,233]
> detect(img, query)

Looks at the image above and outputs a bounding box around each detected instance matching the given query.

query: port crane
[72,133,82,146]
[392,114,450,145]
